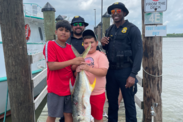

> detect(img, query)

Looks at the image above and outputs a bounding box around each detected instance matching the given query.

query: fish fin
[81,43,91,58]
[69,79,74,95]
[69,74,79,95]
[71,45,81,57]
[89,78,96,92]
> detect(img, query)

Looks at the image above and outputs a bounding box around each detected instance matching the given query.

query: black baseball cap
[107,2,129,16]
[71,16,89,26]
[82,29,97,40]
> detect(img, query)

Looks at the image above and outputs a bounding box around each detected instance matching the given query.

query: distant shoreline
[163,36,183,38]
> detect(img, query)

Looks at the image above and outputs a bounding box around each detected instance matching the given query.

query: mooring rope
[142,67,163,77]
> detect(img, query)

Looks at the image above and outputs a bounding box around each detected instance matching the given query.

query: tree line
[166,33,183,37]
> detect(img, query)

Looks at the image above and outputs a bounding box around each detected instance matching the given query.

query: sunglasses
[73,23,84,26]
[111,9,122,14]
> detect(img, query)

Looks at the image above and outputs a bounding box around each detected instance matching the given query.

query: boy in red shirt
[76,30,109,122]
[43,20,84,122]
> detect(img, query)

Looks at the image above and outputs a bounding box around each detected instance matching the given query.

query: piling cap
[42,2,56,12]
[56,15,64,21]
[102,12,110,17]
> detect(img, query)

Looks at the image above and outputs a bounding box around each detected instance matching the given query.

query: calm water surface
[1,38,183,122]
[136,37,183,122]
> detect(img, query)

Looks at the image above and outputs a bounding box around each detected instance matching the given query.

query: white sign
[145,25,167,37]
[145,12,163,24]
[145,0,167,12]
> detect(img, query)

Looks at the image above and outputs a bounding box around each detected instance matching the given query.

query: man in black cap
[101,2,143,122]
[66,16,89,54]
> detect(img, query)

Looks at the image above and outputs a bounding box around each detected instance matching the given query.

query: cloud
[79,0,93,10]
[23,0,183,33]
[164,21,169,25]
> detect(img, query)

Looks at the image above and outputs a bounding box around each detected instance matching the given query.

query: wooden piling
[141,0,162,122]
[96,22,102,41]
[42,2,56,42]
[102,12,110,38]
[56,15,64,22]
[0,0,35,121]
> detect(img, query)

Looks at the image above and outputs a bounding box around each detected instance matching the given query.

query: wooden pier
[37,100,126,122]
[37,96,143,122]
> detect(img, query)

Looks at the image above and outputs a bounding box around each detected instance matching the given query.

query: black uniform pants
[106,68,137,122]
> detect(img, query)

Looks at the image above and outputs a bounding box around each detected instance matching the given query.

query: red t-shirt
[43,40,75,96]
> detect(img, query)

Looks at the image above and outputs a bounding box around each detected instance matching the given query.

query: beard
[73,28,84,36]
[73,31,82,36]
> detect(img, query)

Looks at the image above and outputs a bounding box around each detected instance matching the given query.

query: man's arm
[125,26,143,88]
[129,26,143,78]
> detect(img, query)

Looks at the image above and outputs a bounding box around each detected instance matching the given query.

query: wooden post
[0,0,35,122]
[141,0,162,122]
[42,2,56,42]
[97,22,102,41]
[102,12,110,38]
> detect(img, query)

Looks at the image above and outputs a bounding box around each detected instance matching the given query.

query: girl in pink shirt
[76,29,109,122]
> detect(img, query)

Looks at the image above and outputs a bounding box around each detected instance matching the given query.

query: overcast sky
[23,0,183,34]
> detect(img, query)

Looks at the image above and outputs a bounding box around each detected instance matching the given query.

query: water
[1,38,183,122]
[136,37,183,122]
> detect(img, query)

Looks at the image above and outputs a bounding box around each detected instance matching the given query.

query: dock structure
[37,101,126,122]
[0,1,162,121]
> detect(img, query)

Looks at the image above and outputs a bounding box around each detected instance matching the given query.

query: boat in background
[0,3,47,119]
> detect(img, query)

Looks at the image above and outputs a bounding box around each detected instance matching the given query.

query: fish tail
[89,78,96,92]
[71,43,91,58]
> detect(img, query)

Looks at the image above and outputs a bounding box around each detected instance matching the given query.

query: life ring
[25,24,31,41]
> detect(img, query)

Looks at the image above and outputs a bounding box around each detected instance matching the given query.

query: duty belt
[109,63,132,70]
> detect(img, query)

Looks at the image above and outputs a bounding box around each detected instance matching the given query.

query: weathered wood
[34,86,48,110]
[0,0,35,121]
[32,68,47,88]
[42,2,56,42]
[29,52,45,64]
[136,75,143,87]
[141,0,162,122]
[102,13,110,39]
[135,95,144,109]
[96,23,102,41]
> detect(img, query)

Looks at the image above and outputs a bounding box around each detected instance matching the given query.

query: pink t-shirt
[84,50,109,95]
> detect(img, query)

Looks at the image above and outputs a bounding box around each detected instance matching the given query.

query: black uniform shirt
[103,20,143,78]
[67,34,100,54]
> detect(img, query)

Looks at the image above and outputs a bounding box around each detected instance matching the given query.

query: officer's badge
[110,35,113,37]
[114,2,119,4]
[121,27,128,33]
[82,42,84,46]
[75,16,79,18]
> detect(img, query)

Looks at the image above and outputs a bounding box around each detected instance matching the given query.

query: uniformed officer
[101,2,143,122]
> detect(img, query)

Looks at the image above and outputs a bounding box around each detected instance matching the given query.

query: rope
[3,86,8,122]
[142,67,163,78]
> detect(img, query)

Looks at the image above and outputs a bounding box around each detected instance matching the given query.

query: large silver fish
[70,44,96,122]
